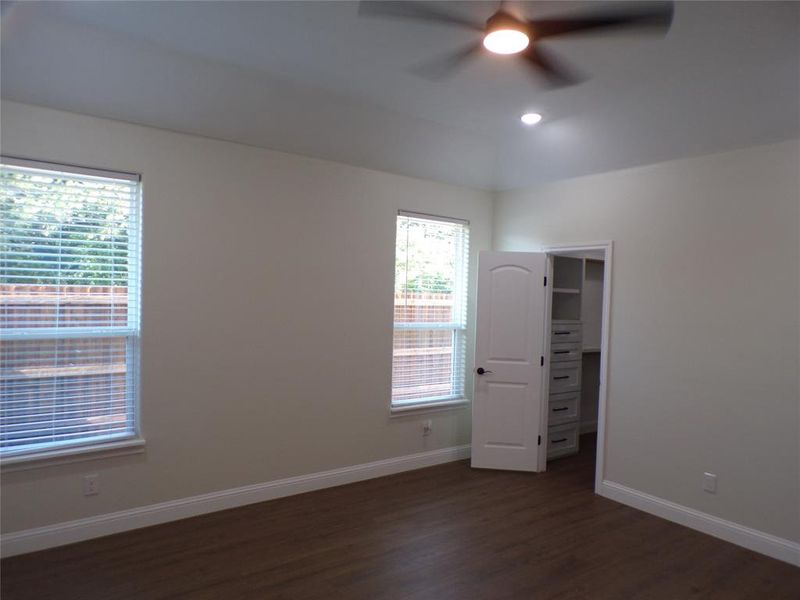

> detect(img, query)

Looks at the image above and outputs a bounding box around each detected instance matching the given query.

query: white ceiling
[2,1,798,190]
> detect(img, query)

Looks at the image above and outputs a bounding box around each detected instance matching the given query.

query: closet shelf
[553,287,581,294]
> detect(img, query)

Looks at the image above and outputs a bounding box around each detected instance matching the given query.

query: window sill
[0,438,146,473]
[390,398,471,417]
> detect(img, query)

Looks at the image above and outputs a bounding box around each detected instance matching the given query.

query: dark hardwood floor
[2,434,798,599]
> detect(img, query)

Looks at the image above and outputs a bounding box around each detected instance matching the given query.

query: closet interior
[547,255,605,461]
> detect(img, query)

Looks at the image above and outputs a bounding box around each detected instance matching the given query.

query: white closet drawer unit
[547,423,580,458]
[549,361,581,394]
[548,392,579,425]
[551,321,582,344]
[550,342,581,363]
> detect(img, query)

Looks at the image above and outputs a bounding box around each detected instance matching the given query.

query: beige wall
[3,100,798,548]
[494,140,800,542]
[0,101,492,533]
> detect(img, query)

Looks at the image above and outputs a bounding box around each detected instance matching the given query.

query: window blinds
[392,212,469,406]
[0,159,141,457]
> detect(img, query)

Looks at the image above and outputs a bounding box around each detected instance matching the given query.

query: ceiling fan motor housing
[485,11,530,38]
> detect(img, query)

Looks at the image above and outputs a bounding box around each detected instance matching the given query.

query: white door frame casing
[542,241,613,493]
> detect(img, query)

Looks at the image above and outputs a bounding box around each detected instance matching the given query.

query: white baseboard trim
[1,444,471,558]
[598,480,800,566]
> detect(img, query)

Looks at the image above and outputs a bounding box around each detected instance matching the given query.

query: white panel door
[471,252,548,471]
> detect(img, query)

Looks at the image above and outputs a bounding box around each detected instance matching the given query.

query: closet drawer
[549,361,581,394]
[550,342,581,363]
[547,423,580,459]
[551,321,582,343]
[548,392,579,425]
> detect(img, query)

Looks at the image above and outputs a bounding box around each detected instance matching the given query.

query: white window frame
[390,210,470,414]
[0,156,144,469]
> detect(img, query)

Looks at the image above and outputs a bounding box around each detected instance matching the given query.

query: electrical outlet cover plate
[83,474,99,496]
[703,472,717,494]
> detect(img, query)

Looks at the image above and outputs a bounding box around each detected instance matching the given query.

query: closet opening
[542,242,612,492]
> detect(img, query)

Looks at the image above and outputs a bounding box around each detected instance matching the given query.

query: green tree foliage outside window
[395,217,457,295]
[1,170,132,286]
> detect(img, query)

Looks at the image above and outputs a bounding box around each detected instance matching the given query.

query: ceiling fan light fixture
[483,11,530,55]
[483,29,529,54]
[360,0,675,87]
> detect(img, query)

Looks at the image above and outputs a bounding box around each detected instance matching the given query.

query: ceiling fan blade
[410,42,484,81]
[358,1,484,31]
[529,1,674,39]
[520,44,583,88]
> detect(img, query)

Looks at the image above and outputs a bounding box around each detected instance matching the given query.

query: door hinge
[543,276,547,287]
[538,435,542,446]
[540,356,544,366]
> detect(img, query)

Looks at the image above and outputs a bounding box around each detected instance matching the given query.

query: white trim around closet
[542,240,613,494]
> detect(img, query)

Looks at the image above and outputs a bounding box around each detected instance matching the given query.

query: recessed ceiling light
[483,29,530,55]
[521,113,542,126]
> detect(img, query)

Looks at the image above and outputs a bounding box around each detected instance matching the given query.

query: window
[392,211,469,409]
[0,158,141,460]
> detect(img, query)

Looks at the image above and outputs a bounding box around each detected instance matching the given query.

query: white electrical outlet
[422,419,433,436]
[83,473,100,496]
[703,472,717,494]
